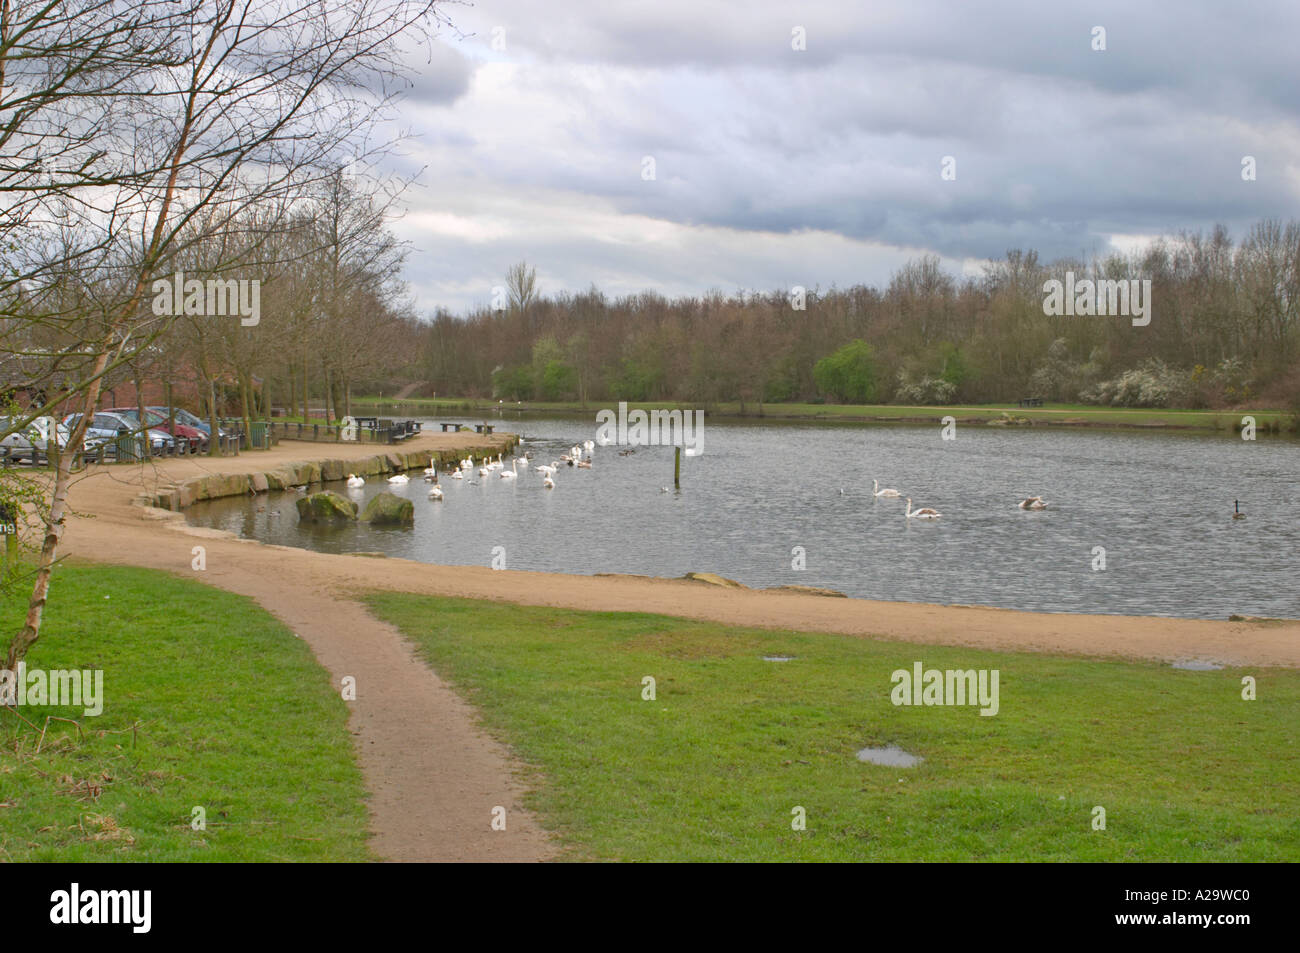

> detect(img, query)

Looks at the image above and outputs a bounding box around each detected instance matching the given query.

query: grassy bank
[368,593,1299,862]
[0,565,369,861]
[352,396,1295,433]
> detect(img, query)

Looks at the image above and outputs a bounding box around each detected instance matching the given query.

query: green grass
[367,594,1300,862]
[352,396,1295,433]
[1,565,370,861]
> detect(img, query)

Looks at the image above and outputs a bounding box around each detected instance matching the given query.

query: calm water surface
[185,417,1300,620]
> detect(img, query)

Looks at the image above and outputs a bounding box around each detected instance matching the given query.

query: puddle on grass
[857,745,923,767]
[762,655,796,662]
[1171,659,1225,671]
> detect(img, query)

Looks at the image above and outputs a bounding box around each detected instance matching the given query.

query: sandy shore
[50,432,1300,671]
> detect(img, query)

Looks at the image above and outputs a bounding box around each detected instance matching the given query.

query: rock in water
[360,491,414,525]
[295,491,358,523]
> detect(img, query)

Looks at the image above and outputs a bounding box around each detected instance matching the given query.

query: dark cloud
[387,0,1300,312]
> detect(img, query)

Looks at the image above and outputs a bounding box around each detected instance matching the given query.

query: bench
[1017,397,1044,408]
[475,423,494,435]
[440,422,458,432]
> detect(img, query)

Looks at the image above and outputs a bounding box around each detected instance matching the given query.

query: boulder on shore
[681,571,748,589]
[361,491,414,526]
[295,491,358,523]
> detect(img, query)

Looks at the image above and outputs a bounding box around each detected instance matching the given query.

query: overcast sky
[378,0,1300,315]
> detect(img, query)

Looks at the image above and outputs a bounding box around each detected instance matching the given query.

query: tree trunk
[5,352,107,669]
[208,377,220,456]
[135,370,151,460]
[240,374,253,447]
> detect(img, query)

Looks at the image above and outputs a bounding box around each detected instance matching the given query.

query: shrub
[813,339,879,403]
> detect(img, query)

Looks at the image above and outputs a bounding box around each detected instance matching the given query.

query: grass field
[0,565,369,861]
[368,593,1300,862]
[351,396,1296,433]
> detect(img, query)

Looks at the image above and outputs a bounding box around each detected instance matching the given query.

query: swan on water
[500,459,518,479]
[543,474,555,489]
[873,479,901,498]
[387,473,409,485]
[429,485,443,501]
[1018,496,1048,510]
[905,498,941,520]
[346,474,364,488]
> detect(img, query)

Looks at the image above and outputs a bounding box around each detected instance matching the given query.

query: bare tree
[3,0,454,671]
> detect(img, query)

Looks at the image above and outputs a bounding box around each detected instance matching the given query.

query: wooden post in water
[674,446,681,489]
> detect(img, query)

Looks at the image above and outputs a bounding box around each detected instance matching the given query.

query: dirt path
[390,382,426,400]
[32,433,1300,856]
[60,435,555,862]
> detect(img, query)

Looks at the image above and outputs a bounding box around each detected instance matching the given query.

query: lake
[184,415,1300,620]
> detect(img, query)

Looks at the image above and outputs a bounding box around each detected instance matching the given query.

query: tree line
[415,224,1300,411]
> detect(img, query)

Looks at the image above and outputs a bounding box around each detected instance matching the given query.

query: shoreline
[349,398,1299,436]
[31,434,1299,669]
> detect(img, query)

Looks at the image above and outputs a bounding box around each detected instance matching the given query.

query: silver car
[0,415,89,463]
[62,411,176,455]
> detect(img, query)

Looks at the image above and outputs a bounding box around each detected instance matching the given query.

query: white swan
[1018,496,1049,510]
[423,465,437,476]
[905,498,941,520]
[478,457,490,477]
[346,474,364,488]
[450,467,463,480]
[873,479,901,498]
[499,459,518,480]
[543,474,555,489]
[428,485,443,501]
[583,439,594,451]
[387,473,409,485]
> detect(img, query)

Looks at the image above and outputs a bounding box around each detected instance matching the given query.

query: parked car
[104,407,208,452]
[146,406,231,441]
[0,415,78,463]
[62,412,176,455]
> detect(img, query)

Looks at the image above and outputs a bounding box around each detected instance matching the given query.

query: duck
[387,473,409,485]
[1018,496,1049,510]
[576,458,592,469]
[428,485,443,501]
[905,498,941,520]
[346,474,364,489]
[873,479,901,498]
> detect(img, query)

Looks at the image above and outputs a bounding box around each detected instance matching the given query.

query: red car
[102,407,209,453]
